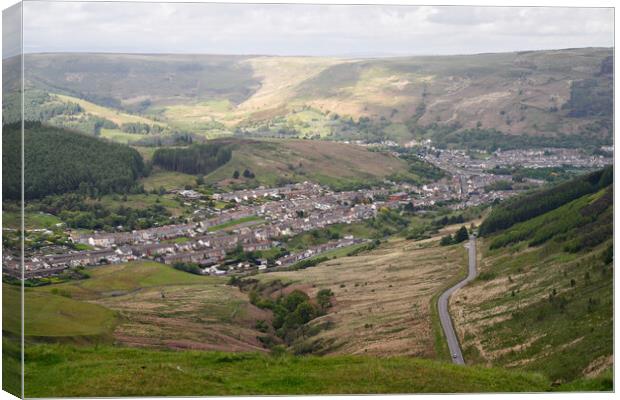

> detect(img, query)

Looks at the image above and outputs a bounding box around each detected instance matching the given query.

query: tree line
[35,193,174,232]
[479,166,613,237]
[121,122,165,135]
[152,143,232,175]
[2,122,145,200]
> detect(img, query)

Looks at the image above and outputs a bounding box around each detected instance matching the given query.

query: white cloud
[2,2,22,58]
[21,2,613,56]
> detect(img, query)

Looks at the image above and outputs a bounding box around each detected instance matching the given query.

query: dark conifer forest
[479,166,613,236]
[152,143,232,174]
[2,122,145,200]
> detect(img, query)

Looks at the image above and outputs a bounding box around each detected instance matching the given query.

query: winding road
[438,235,477,365]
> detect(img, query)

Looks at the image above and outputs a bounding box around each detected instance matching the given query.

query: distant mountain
[17,48,613,145]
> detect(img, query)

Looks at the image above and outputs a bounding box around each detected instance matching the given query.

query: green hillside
[21,48,613,144]
[200,138,425,190]
[21,343,555,397]
[2,122,145,199]
[3,285,117,340]
[454,170,613,383]
[479,166,613,236]
[24,53,259,109]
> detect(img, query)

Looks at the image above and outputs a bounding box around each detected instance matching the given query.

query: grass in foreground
[23,344,552,397]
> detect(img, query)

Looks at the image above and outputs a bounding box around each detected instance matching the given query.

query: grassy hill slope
[453,172,613,383]
[21,49,613,143]
[21,343,555,397]
[202,138,418,189]
[19,261,270,352]
[253,236,467,358]
[3,284,117,340]
[24,53,260,109]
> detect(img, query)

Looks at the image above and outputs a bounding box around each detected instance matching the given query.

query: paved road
[438,235,477,365]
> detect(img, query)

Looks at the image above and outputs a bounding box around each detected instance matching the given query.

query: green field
[100,128,150,144]
[3,284,117,340]
[22,344,554,397]
[2,262,219,340]
[3,210,63,230]
[282,223,378,252]
[140,170,198,191]
[15,260,269,359]
[97,193,186,217]
[36,261,217,300]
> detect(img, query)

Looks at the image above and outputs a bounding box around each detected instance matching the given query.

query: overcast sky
[14,2,615,57]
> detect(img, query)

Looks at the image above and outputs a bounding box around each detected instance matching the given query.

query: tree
[454,226,469,243]
[440,235,454,246]
[233,170,240,179]
[602,244,613,264]
[316,288,334,311]
[283,290,309,312]
[294,302,317,324]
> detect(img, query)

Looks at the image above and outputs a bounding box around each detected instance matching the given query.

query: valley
[2,46,614,396]
[4,47,611,147]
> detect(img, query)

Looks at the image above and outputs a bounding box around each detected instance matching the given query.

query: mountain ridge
[16,47,612,144]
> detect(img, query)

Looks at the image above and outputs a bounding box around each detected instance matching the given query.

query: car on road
[452,354,458,359]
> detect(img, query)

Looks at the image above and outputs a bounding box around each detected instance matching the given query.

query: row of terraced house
[16,184,386,278]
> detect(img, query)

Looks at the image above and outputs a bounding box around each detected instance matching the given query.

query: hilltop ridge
[13,47,612,144]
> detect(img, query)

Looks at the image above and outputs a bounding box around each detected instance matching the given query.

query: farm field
[99,129,149,144]
[207,215,264,232]
[96,193,187,217]
[2,210,63,230]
